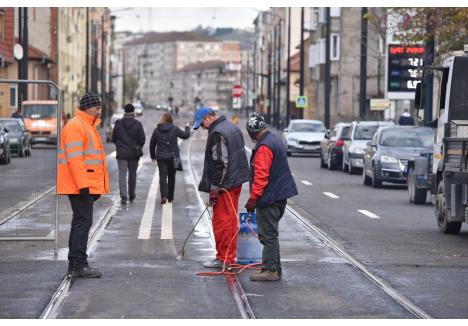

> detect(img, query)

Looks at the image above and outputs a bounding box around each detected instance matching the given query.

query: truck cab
[414,55,468,233]
[22,100,59,146]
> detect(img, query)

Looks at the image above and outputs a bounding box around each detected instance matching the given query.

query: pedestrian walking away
[57,92,110,278]
[149,112,190,204]
[112,103,146,205]
[244,112,298,281]
[11,109,24,121]
[398,109,415,126]
[193,107,250,268]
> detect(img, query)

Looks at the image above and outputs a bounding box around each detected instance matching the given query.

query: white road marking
[160,203,173,240]
[323,192,339,199]
[301,180,313,186]
[357,209,380,219]
[138,166,160,239]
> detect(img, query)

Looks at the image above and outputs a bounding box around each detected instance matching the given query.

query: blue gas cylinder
[237,212,262,265]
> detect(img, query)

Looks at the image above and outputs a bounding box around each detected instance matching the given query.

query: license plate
[304,145,319,150]
[35,137,47,141]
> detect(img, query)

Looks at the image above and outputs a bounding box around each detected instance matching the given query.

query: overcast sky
[111,7,269,33]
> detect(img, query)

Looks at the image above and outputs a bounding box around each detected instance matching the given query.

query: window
[9,85,17,109]
[330,7,341,17]
[318,7,326,24]
[0,9,4,41]
[309,8,318,30]
[330,33,340,61]
[319,39,326,64]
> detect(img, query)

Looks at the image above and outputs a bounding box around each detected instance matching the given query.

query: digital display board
[387,44,424,93]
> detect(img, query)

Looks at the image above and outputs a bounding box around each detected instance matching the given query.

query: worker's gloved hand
[244,197,257,212]
[92,194,101,201]
[209,187,219,206]
[79,188,90,196]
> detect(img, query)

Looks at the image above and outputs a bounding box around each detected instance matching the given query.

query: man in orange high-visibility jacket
[58,92,109,278]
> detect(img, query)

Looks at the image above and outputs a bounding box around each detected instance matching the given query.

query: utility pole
[271,27,277,125]
[86,8,89,92]
[359,7,368,120]
[299,7,305,119]
[423,13,434,123]
[17,8,23,104]
[277,20,283,129]
[101,15,106,122]
[267,42,272,124]
[286,8,291,127]
[324,7,331,129]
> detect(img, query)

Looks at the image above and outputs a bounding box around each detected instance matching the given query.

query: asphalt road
[1,109,468,318]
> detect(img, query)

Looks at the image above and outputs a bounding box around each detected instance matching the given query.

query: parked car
[342,121,394,174]
[283,119,326,156]
[0,118,32,157]
[0,122,11,165]
[133,102,144,116]
[105,112,124,142]
[362,126,434,188]
[319,122,351,169]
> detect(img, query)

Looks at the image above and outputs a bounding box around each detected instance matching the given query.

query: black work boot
[121,197,127,205]
[72,265,102,278]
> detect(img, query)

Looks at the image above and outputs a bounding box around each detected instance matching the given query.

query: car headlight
[381,155,399,164]
[288,138,298,143]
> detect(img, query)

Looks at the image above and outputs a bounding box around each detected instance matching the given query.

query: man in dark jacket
[398,109,415,125]
[112,103,146,205]
[193,107,250,268]
[244,112,298,281]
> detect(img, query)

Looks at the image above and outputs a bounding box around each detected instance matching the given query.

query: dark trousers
[157,159,176,201]
[117,159,139,200]
[68,194,94,267]
[256,199,287,275]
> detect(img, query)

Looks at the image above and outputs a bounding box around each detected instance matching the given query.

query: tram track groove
[187,137,256,319]
[286,202,432,319]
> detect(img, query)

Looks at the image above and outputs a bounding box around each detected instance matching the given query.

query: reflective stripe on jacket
[57,110,110,195]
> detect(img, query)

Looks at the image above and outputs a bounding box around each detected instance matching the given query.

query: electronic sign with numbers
[387,44,424,94]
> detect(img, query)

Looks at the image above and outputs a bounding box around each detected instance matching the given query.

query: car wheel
[327,152,335,170]
[27,142,32,156]
[408,168,426,204]
[19,144,25,157]
[371,164,382,188]
[287,151,291,157]
[342,155,348,172]
[6,146,11,164]
[363,164,372,186]
[436,181,461,234]
[348,160,356,175]
[320,151,327,168]
[0,146,6,165]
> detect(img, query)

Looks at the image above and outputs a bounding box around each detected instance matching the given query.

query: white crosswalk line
[138,166,160,239]
[301,180,313,186]
[160,203,173,240]
[357,209,380,219]
[323,192,339,199]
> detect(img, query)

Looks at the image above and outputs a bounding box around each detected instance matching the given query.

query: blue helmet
[193,107,214,130]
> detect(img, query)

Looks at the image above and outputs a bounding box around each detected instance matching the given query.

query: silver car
[342,121,394,174]
[283,119,326,156]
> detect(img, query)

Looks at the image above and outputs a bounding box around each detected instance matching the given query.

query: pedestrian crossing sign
[296,96,308,108]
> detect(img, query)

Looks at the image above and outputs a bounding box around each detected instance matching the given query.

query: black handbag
[173,154,183,171]
[133,145,144,158]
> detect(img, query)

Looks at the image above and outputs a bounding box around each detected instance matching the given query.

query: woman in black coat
[150,113,190,204]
